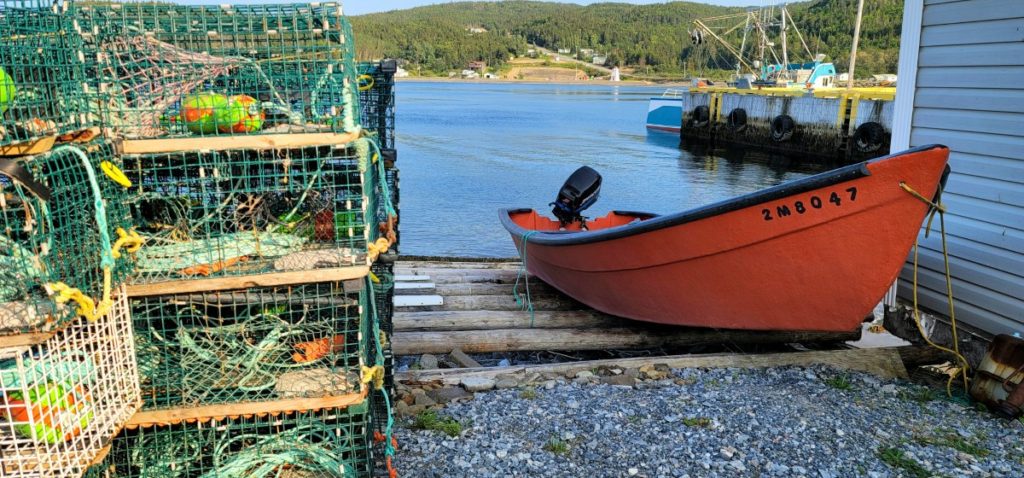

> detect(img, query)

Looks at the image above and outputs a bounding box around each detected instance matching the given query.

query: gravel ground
[395,366,1024,478]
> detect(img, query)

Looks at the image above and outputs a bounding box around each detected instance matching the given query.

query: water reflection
[395,81,819,257]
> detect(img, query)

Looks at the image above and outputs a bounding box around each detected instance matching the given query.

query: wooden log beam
[398,261,521,270]
[393,310,626,332]
[431,282,557,297]
[392,327,860,355]
[400,294,583,312]
[896,345,955,368]
[398,346,910,383]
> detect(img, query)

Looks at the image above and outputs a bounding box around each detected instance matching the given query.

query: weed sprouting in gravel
[682,417,712,428]
[877,446,931,478]
[824,374,854,391]
[901,386,941,405]
[519,387,538,400]
[412,410,463,437]
[544,436,570,455]
[915,431,991,457]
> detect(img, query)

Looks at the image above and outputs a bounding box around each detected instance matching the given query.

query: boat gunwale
[499,144,948,247]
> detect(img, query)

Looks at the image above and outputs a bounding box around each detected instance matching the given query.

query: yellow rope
[368,237,391,263]
[900,181,971,396]
[361,365,385,390]
[111,228,144,259]
[49,268,113,322]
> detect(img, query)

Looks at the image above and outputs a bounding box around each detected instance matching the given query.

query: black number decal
[776,205,792,217]
[810,196,823,209]
[846,187,858,201]
[762,209,773,221]
[830,192,842,206]
[795,201,806,214]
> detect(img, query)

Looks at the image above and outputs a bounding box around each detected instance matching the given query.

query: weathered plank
[393,310,624,331]
[126,266,369,297]
[405,294,582,312]
[392,327,860,355]
[398,347,911,383]
[393,295,444,308]
[431,282,557,297]
[398,261,521,270]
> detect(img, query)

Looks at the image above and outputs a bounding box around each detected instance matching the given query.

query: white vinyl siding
[896,0,1024,336]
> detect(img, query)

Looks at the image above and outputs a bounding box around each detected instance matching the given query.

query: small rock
[461,377,496,392]
[495,378,518,389]
[609,368,623,375]
[628,468,639,476]
[575,370,595,379]
[497,358,511,367]
[449,348,482,368]
[600,375,636,387]
[412,389,437,407]
[544,380,557,390]
[419,354,439,370]
[729,460,746,472]
[720,446,737,459]
[426,386,473,404]
[496,450,508,459]
[624,368,641,378]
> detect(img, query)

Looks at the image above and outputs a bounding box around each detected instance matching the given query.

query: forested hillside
[350,0,902,78]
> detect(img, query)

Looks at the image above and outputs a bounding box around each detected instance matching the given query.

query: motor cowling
[551,166,601,227]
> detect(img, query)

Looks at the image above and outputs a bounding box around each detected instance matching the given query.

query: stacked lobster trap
[1,1,400,477]
[0,141,142,475]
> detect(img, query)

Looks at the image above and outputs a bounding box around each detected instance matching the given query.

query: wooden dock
[391,260,862,356]
[390,259,948,387]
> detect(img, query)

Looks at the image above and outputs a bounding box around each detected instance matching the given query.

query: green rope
[0,351,97,388]
[513,231,540,327]
[140,311,339,395]
[366,275,397,469]
[135,232,306,273]
[55,146,115,270]
[203,425,356,477]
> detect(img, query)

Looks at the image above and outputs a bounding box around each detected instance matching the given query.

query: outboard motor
[550,166,601,229]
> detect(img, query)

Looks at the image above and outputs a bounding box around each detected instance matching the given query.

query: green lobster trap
[0,141,137,336]
[1,289,140,478]
[118,140,385,290]
[130,280,372,413]
[0,1,94,154]
[84,405,373,478]
[76,2,361,148]
[357,60,396,150]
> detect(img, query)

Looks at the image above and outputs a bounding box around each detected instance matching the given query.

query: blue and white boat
[645,89,684,133]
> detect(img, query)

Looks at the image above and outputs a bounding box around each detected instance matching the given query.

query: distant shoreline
[396,76,689,87]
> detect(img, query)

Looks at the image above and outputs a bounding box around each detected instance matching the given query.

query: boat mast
[780,4,788,77]
[847,0,866,89]
[737,13,751,77]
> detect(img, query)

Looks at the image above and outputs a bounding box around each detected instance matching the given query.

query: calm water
[395,81,822,257]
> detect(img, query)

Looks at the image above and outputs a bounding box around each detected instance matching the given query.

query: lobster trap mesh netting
[76,2,361,140]
[0,141,136,336]
[357,60,396,150]
[132,281,369,410]
[119,140,378,285]
[0,1,93,150]
[84,405,373,478]
[1,290,140,478]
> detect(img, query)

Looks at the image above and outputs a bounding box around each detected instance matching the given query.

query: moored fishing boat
[500,145,950,332]
[645,89,684,133]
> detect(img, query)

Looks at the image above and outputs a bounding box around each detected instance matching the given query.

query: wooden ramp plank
[392,327,860,355]
[398,347,911,383]
[395,282,436,290]
[393,310,625,331]
[395,275,432,282]
[394,295,444,308]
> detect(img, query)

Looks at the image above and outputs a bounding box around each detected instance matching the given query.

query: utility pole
[848,0,865,89]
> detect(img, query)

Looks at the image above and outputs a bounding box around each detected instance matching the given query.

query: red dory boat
[500,145,950,332]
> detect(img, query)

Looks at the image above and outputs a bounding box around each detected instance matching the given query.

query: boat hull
[501,145,949,332]
[646,97,683,133]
